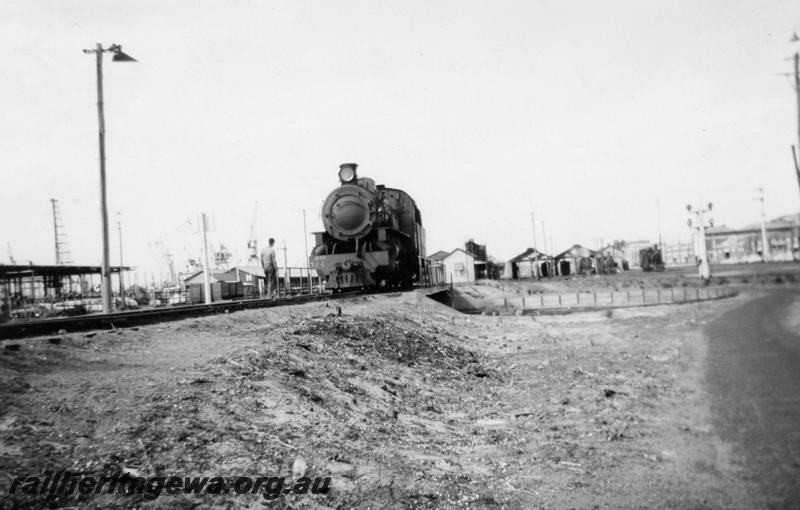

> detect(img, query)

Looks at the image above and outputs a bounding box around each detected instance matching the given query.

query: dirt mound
[287,314,480,368]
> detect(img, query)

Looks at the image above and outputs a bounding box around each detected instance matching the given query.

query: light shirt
[260,245,278,270]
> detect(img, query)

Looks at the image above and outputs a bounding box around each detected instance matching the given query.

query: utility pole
[94,43,111,312]
[281,240,289,295]
[687,202,713,281]
[789,34,800,200]
[530,211,539,279]
[541,220,547,254]
[303,209,312,291]
[757,187,770,262]
[303,209,309,266]
[117,212,125,309]
[794,49,800,199]
[83,43,136,313]
[201,213,212,304]
[656,197,663,253]
[541,220,549,275]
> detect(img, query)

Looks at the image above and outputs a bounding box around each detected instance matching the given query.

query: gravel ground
[0,291,763,509]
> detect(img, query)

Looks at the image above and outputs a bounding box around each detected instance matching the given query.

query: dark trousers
[264,267,278,297]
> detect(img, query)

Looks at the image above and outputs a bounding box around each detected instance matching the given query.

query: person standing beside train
[261,237,279,299]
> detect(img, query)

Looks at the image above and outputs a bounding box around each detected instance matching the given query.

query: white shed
[430,248,476,283]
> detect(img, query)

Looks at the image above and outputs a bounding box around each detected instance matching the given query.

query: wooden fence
[505,286,736,310]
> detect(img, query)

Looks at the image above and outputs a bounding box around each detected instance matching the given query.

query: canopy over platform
[0,264,132,278]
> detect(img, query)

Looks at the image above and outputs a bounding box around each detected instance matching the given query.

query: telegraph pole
[530,211,540,279]
[94,43,112,312]
[117,212,125,309]
[303,209,312,291]
[795,49,800,198]
[541,220,547,254]
[82,43,136,313]
[657,197,663,253]
[281,240,289,295]
[790,35,800,200]
[201,213,212,304]
[303,209,309,266]
[757,187,770,262]
[687,202,713,281]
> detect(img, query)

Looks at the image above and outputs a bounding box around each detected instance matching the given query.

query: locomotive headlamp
[338,163,358,183]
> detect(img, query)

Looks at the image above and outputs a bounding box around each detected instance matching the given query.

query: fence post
[593,292,597,304]
[522,296,526,307]
[695,288,700,301]
[558,294,562,305]
[540,294,544,307]
[642,288,646,303]
[657,289,661,302]
[625,290,629,303]
[670,288,674,302]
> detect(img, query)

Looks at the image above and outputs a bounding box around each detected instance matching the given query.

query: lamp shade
[112,49,137,62]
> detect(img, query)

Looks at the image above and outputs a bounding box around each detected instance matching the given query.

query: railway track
[0,289,380,340]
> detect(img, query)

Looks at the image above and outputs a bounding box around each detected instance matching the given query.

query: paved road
[706,289,800,508]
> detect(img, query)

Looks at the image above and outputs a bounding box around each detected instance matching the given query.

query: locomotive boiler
[310,163,425,290]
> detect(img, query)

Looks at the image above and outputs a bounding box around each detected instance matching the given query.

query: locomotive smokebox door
[322,184,376,240]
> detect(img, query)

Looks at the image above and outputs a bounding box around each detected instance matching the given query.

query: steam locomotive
[639,245,665,272]
[310,163,425,290]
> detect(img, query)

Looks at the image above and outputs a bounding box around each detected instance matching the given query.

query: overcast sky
[2,0,800,278]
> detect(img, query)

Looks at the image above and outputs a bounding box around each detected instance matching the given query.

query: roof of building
[598,240,628,252]
[0,264,132,278]
[508,248,549,262]
[554,244,597,260]
[183,270,227,283]
[217,266,265,278]
[708,212,800,235]
[428,250,450,261]
[429,248,482,262]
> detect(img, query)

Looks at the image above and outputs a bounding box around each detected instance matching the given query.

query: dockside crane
[153,240,177,286]
[247,201,259,263]
[50,199,73,265]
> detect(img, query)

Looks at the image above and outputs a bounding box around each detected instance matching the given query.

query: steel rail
[0,290,366,340]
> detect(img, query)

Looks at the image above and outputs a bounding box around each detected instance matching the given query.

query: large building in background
[662,241,695,267]
[705,213,800,263]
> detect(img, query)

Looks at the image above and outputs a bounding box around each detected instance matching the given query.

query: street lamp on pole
[82,43,136,313]
[686,202,714,281]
